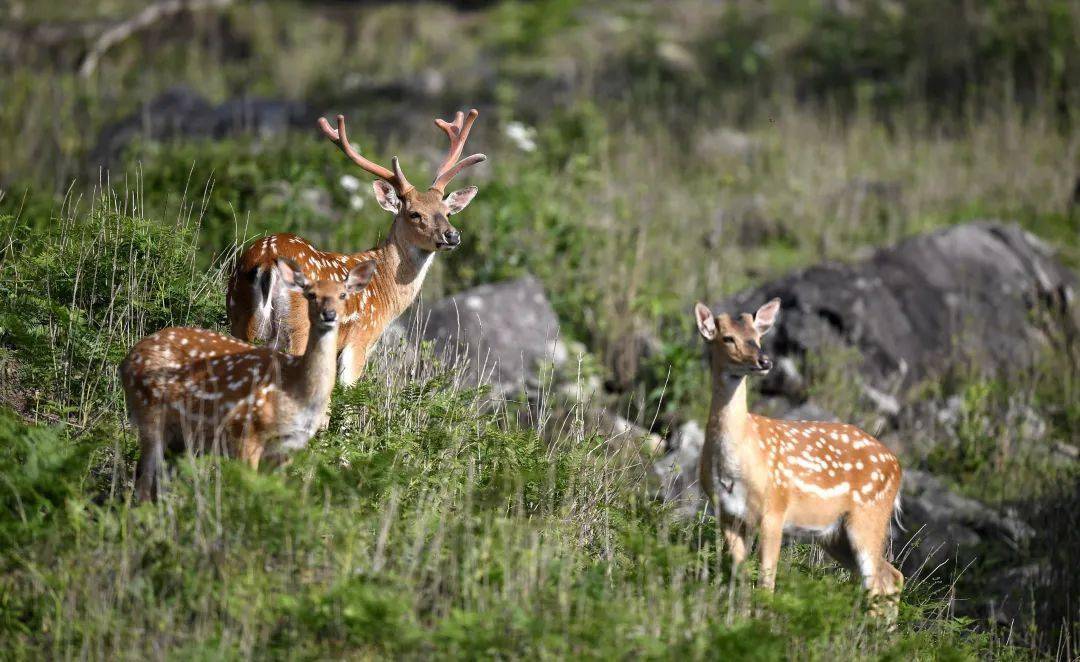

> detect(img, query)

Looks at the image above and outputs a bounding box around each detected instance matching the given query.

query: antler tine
[317,114,414,194]
[392,157,409,191]
[431,108,485,193]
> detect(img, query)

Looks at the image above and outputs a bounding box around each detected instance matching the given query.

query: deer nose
[758,355,773,371]
[442,229,461,247]
[320,309,337,323]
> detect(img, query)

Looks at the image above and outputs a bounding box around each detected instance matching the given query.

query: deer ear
[372,180,400,213]
[754,298,781,336]
[275,258,308,291]
[345,260,376,292]
[694,302,717,341]
[444,186,478,214]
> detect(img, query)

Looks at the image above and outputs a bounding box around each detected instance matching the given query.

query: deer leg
[238,434,264,471]
[337,343,365,387]
[756,508,786,591]
[723,523,747,569]
[878,562,903,594]
[845,506,902,620]
[845,509,891,594]
[134,409,166,503]
[317,406,332,432]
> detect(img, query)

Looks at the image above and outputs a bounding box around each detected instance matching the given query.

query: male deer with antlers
[227,109,486,385]
[122,259,375,502]
[693,298,904,609]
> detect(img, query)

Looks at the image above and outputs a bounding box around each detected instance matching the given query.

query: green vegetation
[1,0,1077,657]
[0,354,1013,658]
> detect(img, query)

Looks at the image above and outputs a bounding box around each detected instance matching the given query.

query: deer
[693,298,904,612]
[227,109,486,386]
[121,258,376,502]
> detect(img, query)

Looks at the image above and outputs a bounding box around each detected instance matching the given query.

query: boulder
[721,222,1078,394]
[777,401,837,423]
[695,128,761,165]
[418,275,566,397]
[895,470,1034,577]
[653,420,706,518]
[578,407,664,456]
[982,563,1049,626]
[365,319,419,376]
[91,86,310,169]
[759,356,806,400]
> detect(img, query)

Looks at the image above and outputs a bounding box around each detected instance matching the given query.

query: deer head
[317,110,485,253]
[276,257,376,332]
[694,298,780,376]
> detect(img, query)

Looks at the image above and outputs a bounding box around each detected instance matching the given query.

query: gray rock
[895,470,1034,576]
[696,128,760,165]
[366,319,419,375]
[91,86,310,169]
[777,402,838,423]
[418,275,565,397]
[760,355,806,399]
[1052,441,1079,461]
[720,222,1079,394]
[861,383,901,418]
[982,563,1049,626]
[935,395,966,427]
[653,420,706,518]
[580,407,664,456]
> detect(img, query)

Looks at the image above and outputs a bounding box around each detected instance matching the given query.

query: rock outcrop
[91,86,310,169]
[417,275,566,397]
[894,470,1034,577]
[721,222,1078,394]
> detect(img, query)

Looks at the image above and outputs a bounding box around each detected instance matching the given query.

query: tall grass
[0,185,1032,658]
[0,181,227,421]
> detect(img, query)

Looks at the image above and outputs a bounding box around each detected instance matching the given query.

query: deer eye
[722,336,736,345]
[339,292,347,300]
[409,211,422,220]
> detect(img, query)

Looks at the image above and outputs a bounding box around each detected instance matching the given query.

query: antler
[317,114,414,195]
[431,108,487,193]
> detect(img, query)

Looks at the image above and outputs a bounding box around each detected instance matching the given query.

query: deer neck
[706,374,751,452]
[286,323,339,404]
[364,230,435,323]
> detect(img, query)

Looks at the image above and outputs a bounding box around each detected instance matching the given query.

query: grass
[0,180,1053,658]
[1,0,1078,657]
[0,369,1018,659]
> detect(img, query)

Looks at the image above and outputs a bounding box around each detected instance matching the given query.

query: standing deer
[227,109,486,385]
[693,298,904,608]
[122,259,376,502]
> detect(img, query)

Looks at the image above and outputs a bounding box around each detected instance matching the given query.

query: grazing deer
[693,298,904,608]
[227,109,486,385]
[122,259,376,502]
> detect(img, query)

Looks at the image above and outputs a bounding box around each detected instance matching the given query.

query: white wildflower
[504,121,537,152]
[349,194,365,211]
[339,174,361,193]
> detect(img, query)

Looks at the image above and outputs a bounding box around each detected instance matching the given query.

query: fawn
[121,258,375,502]
[693,298,904,605]
[227,110,485,385]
